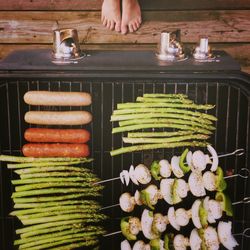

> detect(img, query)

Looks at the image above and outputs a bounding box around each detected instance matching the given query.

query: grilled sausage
[22,143,90,158]
[24,128,90,143]
[24,111,92,125]
[24,91,92,106]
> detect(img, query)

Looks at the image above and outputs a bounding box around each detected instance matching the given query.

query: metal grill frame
[0,71,250,250]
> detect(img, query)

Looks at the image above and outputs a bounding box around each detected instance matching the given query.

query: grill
[0,49,249,250]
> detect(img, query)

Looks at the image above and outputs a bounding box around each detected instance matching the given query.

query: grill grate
[0,78,249,249]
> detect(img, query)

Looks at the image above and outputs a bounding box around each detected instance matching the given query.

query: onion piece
[207,145,218,172]
[145,184,159,206]
[129,217,141,236]
[132,241,145,250]
[204,226,219,250]
[120,193,135,212]
[160,178,174,205]
[175,208,190,227]
[141,209,159,240]
[189,171,206,197]
[190,229,202,250]
[203,171,217,191]
[176,179,189,198]
[203,196,216,224]
[192,150,207,172]
[192,199,202,229]
[171,156,184,178]
[152,213,167,233]
[129,165,139,185]
[159,159,171,178]
[134,190,142,206]
[218,221,238,250]
[134,164,151,184]
[168,207,181,231]
[120,170,130,186]
[173,234,189,250]
[121,240,132,250]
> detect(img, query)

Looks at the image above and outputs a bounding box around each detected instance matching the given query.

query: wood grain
[1,44,249,74]
[0,11,250,44]
[0,0,249,11]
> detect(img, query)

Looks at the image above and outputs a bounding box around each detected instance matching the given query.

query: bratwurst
[24,128,90,143]
[22,143,90,158]
[24,91,92,106]
[24,111,92,125]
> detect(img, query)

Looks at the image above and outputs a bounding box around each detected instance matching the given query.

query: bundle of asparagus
[0,155,107,250]
[110,93,217,156]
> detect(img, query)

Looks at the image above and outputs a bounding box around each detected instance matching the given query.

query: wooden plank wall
[0,0,250,73]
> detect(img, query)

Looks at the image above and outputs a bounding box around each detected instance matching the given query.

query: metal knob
[156,30,186,61]
[193,37,213,60]
[52,28,85,64]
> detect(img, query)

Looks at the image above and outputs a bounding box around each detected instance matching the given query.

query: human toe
[102,17,108,27]
[121,24,128,34]
[110,20,115,30]
[115,20,121,32]
[128,23,134,33]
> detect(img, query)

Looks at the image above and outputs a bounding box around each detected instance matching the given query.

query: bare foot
[101,0,121,32]
[121,0,142,34]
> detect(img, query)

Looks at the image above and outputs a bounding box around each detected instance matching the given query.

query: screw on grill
[95,148,245,186]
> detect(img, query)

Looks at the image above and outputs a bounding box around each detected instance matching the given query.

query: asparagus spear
[27,238,99,250]
[0,155,92,163]
[15,181,98,192]
[19,233,98,249]
[13,192,101,203]
[14,199,99,209]
[19,223,86,239]
[127,131,194,138]
[21,213,106,225]
[15,227,86,245]
[111,112,213,125]
[123,134,209,144]
[7,161,90,169]
[12,177,97,185]
[19,172,97,179]
[112,123,212,135]
[12,186,103,198]
[16,225,104,244]
[50,240,99,250]
[119,118,215,130]
[143,93,188,98]
[110,141,208,156]
[136,96,193,104]
[15,166,90,175]
[117,102,215,110]
[11,204,101,216]
[112,108,217,121]
[16,219,86,234]
[17,208,100,221]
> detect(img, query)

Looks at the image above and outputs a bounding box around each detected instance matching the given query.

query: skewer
[234,228,250,238]
[224,168,249,179]
[95,148,245,185]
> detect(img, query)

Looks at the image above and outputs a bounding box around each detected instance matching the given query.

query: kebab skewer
[120,221,239,250]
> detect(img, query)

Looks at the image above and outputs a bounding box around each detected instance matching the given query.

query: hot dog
[22,143,90,158]
[24,91,92,106]
[24,111,92,125]
[24,128,90,143]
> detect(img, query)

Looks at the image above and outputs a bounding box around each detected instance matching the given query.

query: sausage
[24,128,90,143]
[22,143,90,158]
[24,91,92,106]
[24,111,92,125]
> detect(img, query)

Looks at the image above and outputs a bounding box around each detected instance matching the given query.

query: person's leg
[121,0,142,34]
[101,0,121,32]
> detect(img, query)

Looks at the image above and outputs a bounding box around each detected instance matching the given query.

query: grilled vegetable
[0,155,106,250]
[110,93,216,156]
